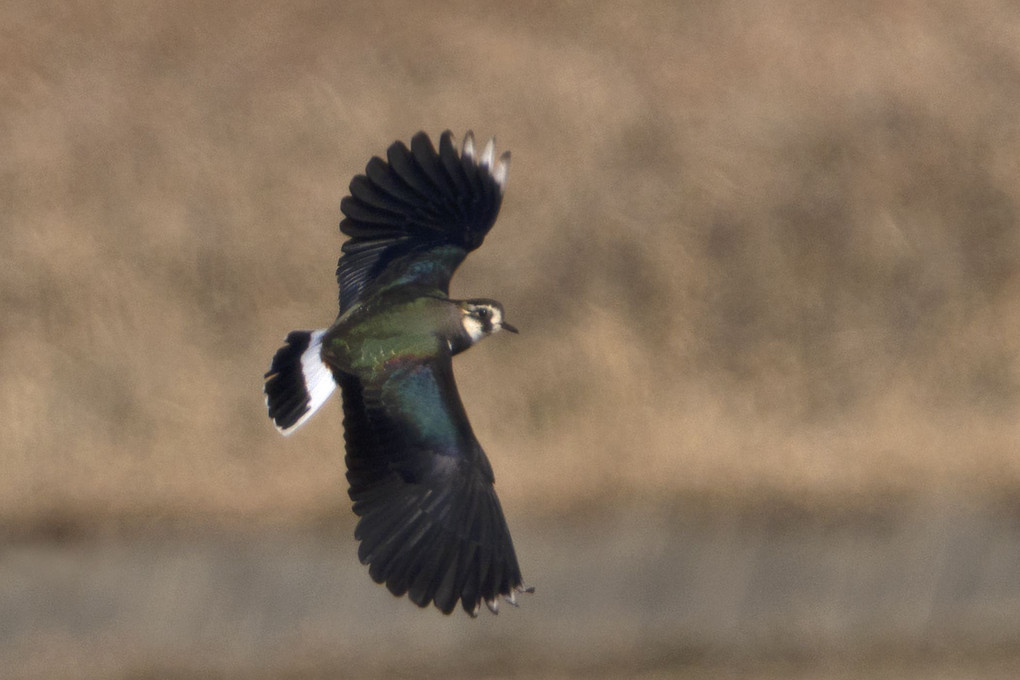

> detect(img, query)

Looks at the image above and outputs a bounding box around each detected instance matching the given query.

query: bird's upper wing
[336,130,509,313]
[339,354,525,615]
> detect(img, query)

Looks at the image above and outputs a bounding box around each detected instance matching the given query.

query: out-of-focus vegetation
[4,0,1017,527]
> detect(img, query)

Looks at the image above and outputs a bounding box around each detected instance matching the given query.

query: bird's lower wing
[338,358,525,615]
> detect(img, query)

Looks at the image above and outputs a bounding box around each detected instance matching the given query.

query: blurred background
[3,0,1020,677]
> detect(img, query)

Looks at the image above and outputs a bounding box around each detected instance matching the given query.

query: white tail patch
[284,329,335,435]
[265,329,336,436]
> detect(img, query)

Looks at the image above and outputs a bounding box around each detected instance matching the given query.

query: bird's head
[458,298,518,347]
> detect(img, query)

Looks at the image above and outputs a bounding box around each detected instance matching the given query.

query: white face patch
[461,303,503,345]
[461,315,487,344]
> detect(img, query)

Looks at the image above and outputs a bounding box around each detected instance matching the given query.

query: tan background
[3,1,1019,678]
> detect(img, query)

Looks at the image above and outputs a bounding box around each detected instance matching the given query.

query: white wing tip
[493,150,510,192]
[479,138,495,170]
[461,131,509,192]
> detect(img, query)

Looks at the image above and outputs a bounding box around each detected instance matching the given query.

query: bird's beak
[501,321,519,334]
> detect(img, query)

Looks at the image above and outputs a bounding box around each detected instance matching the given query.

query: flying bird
[264,130,529,616]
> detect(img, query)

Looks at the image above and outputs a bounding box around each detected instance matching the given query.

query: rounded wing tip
[452,582,533,617]
[430,128,509,193]
[335,128,511,313]
[459,130,509,191]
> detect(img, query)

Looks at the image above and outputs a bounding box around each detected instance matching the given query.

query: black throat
[448,328,474,356]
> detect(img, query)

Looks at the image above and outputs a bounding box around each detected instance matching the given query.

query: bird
[263,130,530,616]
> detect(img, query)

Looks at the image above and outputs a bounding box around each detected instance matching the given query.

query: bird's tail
[264,329,336,435]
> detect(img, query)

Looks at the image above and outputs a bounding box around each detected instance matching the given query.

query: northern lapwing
[264,131,530,616]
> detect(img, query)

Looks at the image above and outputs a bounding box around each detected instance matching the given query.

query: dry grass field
[3,1,1020,678]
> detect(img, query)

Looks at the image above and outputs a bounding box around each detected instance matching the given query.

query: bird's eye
[475,308,490,320]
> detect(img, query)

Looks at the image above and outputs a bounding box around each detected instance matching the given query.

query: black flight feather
[264,331,313,430]
[336,130,506,313]
[340,358,523,615]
